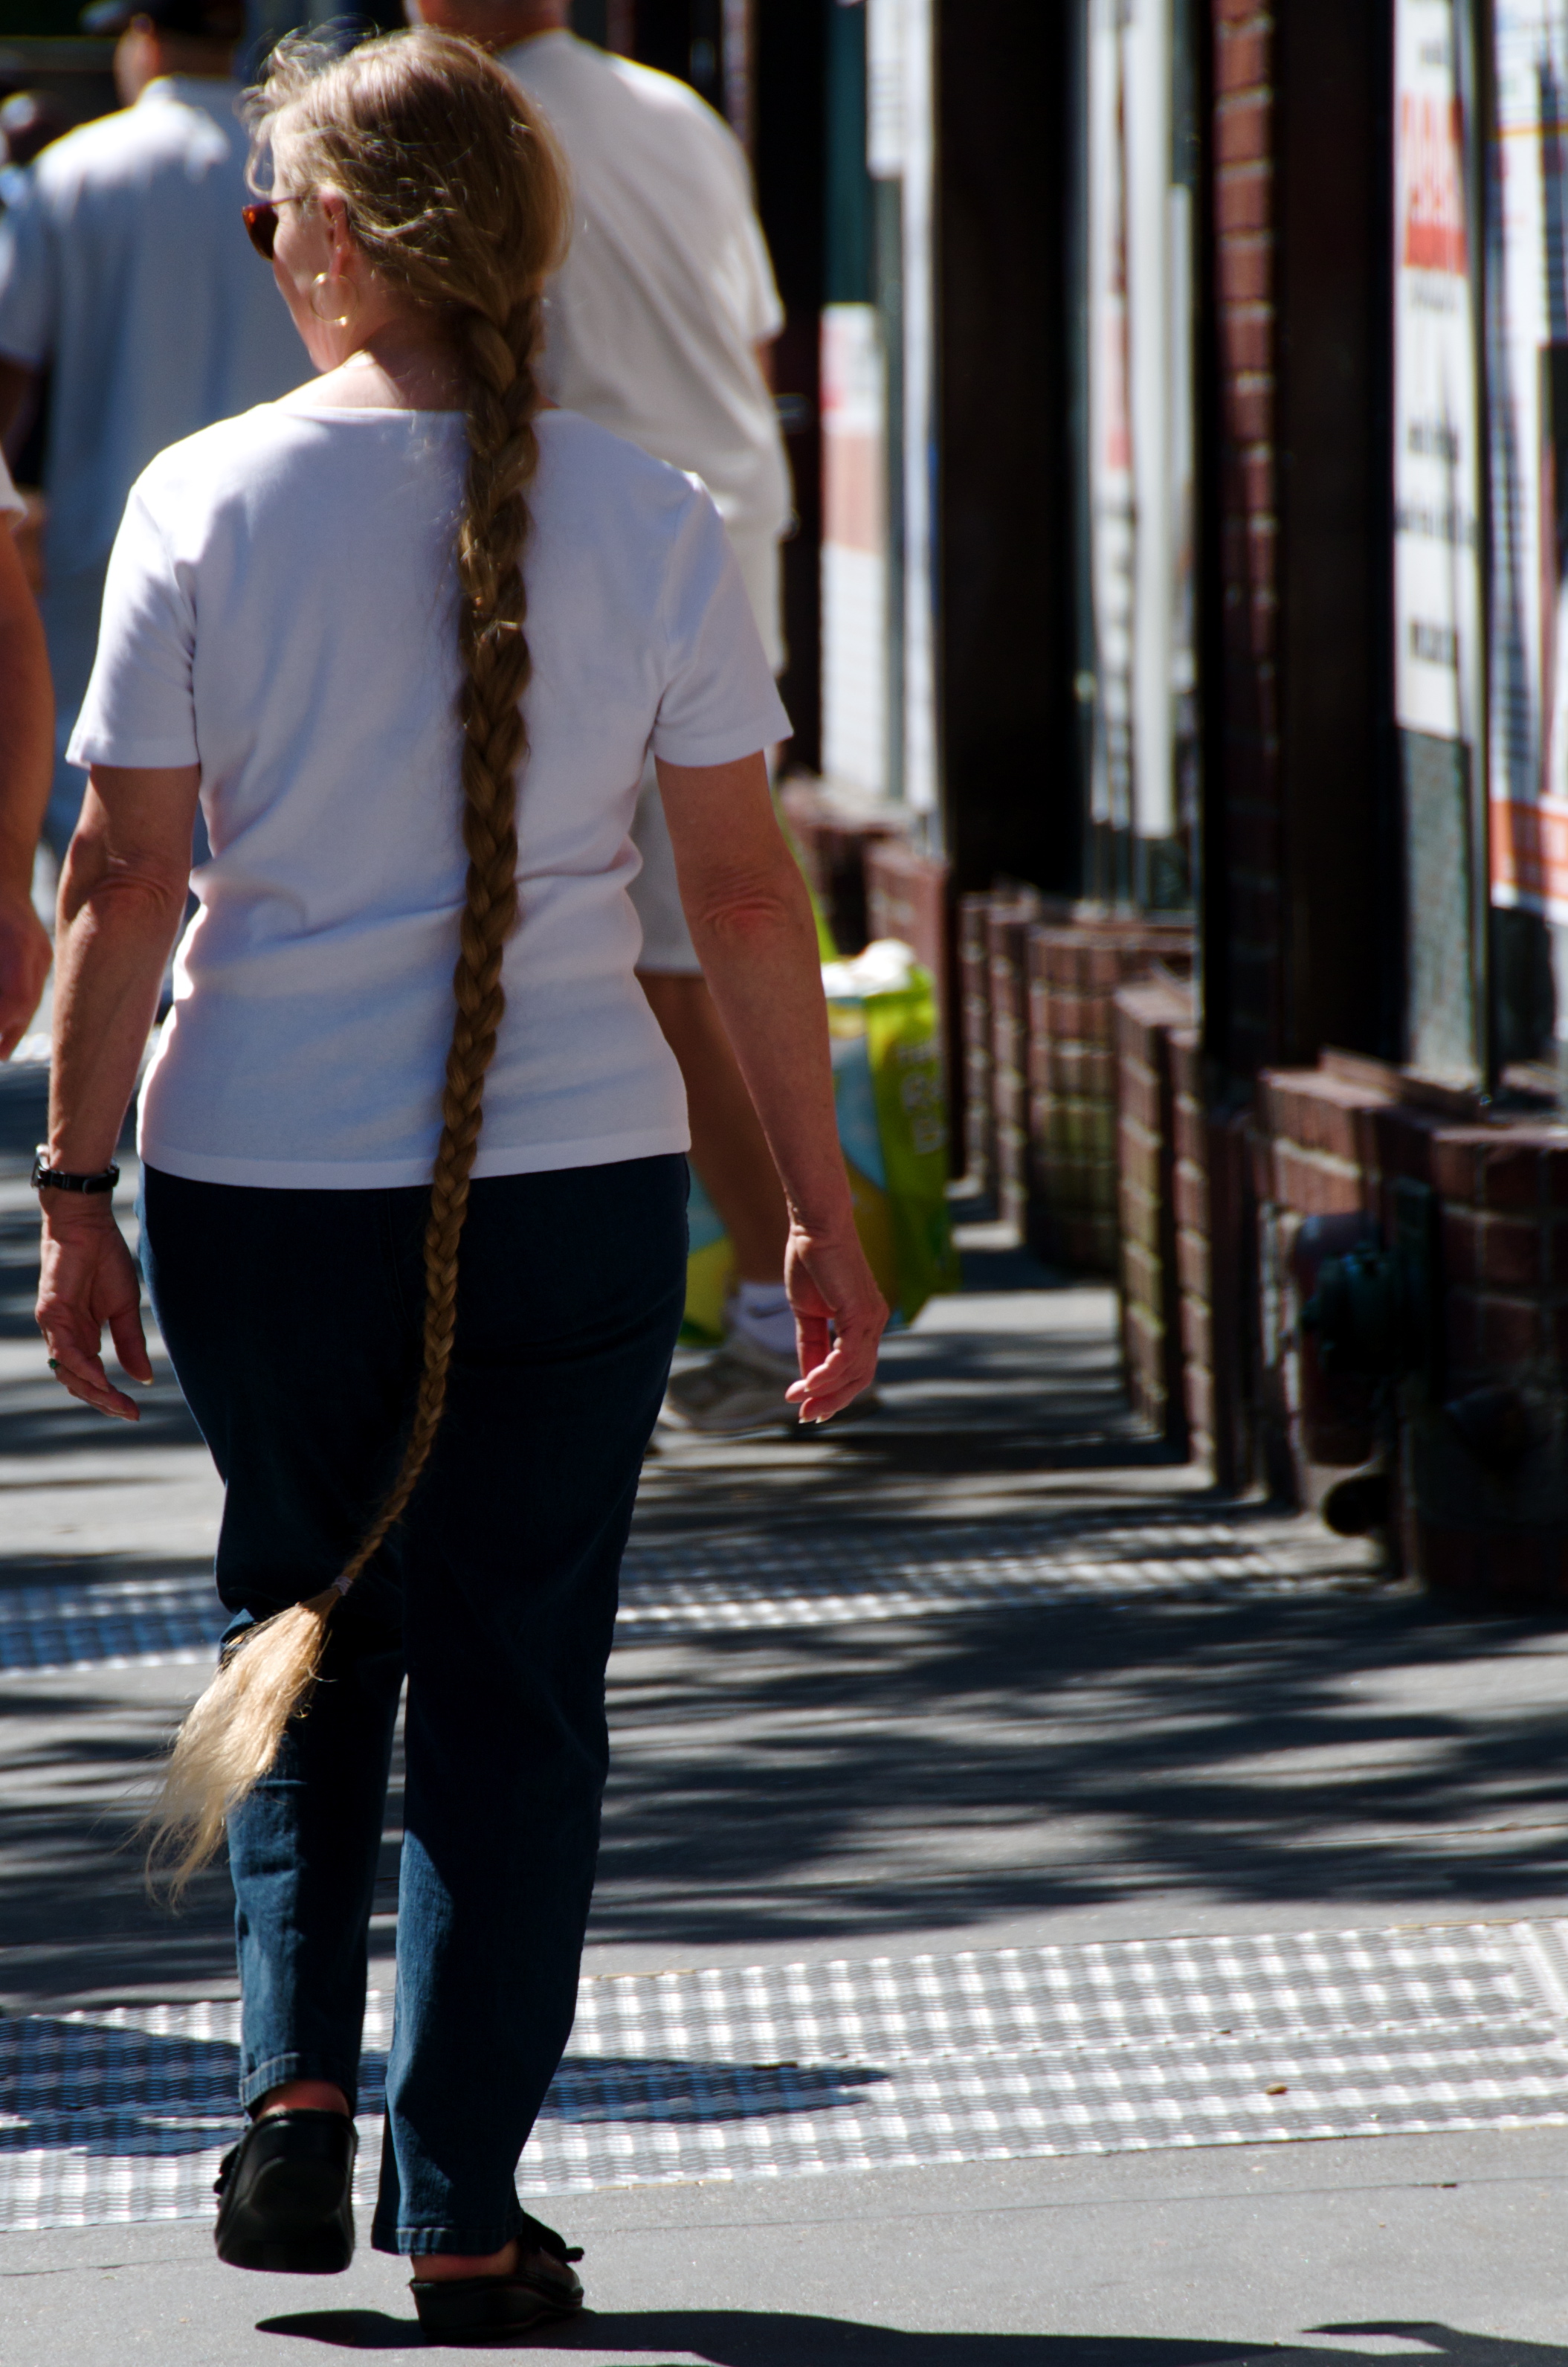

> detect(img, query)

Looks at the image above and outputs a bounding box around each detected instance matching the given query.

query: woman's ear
[317,190,356,270]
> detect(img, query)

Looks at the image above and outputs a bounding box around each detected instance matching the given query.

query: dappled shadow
[6,1524,1568,1998]
[590,1589,1568,1949]
[4,1101,1566,2001]
[631,1321,1149,1528]
[253,2310,1568,2364]
[0,1549,216,1611]
[0,1661,399,2005]
[0,2012,887,2157]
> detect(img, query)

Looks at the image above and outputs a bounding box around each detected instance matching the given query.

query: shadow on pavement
[590,1591,1568,1951]
[0,2021,888,2155]
[8,1582,1568,2003]
[251,2310,1568,2363]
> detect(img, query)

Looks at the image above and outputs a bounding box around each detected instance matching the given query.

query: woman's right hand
[36,1195,154,1422]
[784,1218,888,1424]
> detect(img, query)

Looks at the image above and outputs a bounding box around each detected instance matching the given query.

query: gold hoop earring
[309,271,356,329]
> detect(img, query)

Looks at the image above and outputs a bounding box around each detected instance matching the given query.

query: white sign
[1488,0,1568,918]
[1086,0,1135,848]
[1393,0,1483,745]
[1086,0,1195,875]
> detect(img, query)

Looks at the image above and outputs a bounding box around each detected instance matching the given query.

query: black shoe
[213,2107,357,2274]
[410,2212,584,2341]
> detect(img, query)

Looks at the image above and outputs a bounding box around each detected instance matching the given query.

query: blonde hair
[148,28,570,1893]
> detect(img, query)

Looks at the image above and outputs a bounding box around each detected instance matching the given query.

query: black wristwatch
[32,1146,120,1195]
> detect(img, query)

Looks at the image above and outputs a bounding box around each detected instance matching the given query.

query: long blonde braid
[149,30,568,1890]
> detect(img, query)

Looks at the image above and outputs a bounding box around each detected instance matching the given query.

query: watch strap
[32,1147,120,1195]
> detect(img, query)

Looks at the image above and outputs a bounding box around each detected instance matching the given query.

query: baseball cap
[78,0,244,36]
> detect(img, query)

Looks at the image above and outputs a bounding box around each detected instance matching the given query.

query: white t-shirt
[0,451,22,525]
[0,79,301,582]
[69,405,790,1190]
[506,33,791,547]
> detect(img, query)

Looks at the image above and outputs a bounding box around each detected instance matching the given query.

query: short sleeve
[0,450,23,524]
[651,487,790,767]
[0,178,57,369]
[68,479,199,771]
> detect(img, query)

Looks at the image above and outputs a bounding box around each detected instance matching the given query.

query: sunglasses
[241,193,307,261]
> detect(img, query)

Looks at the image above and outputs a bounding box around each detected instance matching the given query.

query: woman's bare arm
[36,763,199,1420]
[655,749,886,1419]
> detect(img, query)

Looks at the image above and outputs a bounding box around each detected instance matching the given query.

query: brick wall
[1427,1133,1568,1391]
[1411,1127,1568,1597]
[1172,1036,1254,1490]
[865,842,952,1037]
[958,888,1058,1195]
[1115,978,1196,1446]
[1256,1060,1568,1597]
[1256,1064,1401,1507]
[1027,921,1193,1275]
[958,893,994,1190]
[990,892,1043,1233]
[1210,1,1283,1081]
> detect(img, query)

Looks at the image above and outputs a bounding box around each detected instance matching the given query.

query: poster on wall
[1393,0,1485,1081]
[1395,0,1483,747]
[867,0,938,819]
[1085,0,1135,871]
[1085,0,1196,906]
[1489,0,1568,922]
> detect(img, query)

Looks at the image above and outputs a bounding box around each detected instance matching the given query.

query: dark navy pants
[141,1155,688,2258]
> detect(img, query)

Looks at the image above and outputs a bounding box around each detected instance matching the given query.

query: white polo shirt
[506,33,790,552]
[0,77,302,582]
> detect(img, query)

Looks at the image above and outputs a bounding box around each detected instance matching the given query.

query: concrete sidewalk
[4,1063,1568,2363]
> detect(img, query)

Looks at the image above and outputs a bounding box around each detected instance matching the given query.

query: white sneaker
[659,1330,800,1436]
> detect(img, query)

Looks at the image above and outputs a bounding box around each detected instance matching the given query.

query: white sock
[729,1281,796,1359]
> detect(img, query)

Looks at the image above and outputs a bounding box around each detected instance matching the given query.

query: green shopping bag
[821,939,961,1326]
[681,938,959,1340]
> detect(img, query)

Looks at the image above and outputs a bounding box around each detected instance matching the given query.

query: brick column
[989,892,1042,1234]
[1256,1060,1568,1595]
[1209,1,1282,1082]
[1411,1128,1568,1597]
[1172,1034,1255,1490]
[957,894,994,1191]
[1027,921,1193,1275]
[1116,979,1197,1447]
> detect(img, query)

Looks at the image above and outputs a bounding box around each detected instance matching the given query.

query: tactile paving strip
[0,1515,1381,1676]
[4,1923,1566,2232]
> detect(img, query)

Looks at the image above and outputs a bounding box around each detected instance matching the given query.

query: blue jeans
[141,1155,687,2257]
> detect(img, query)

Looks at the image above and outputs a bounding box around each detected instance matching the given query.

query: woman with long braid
[34,28,884,2339]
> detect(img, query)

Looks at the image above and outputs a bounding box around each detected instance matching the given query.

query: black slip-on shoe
[410,2211,584,2341]
[213,2107,357,2274]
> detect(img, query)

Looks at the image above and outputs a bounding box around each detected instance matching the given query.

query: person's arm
[656,748,885,1419]
[34,762,199,1421]
[0,513,52,1054]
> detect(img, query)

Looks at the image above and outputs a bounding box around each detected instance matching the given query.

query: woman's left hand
[36,1195,154,1421]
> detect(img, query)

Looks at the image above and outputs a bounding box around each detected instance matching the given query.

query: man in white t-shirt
[0,0,303,858]
[0,448,52,1056]
[414,0,804,1432]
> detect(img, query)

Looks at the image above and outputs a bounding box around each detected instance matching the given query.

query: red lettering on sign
[1402,94,1468,276]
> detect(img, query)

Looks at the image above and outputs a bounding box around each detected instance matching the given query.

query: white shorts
[630,525,783,978]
